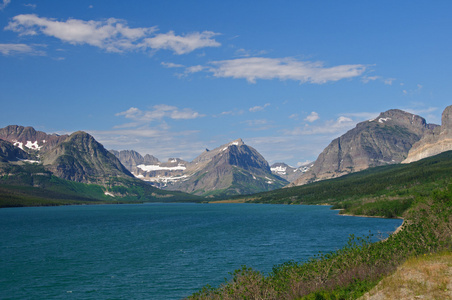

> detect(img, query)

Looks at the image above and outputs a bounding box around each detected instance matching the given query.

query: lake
[0,203,402,299]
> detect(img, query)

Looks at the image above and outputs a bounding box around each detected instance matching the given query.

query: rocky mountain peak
[41,131,132,183]
[441,105,452,130]
[231,138,245,146]
[290,109,436,186]
[367,109,429,134]
[0,125,67,152]
[403,105,452,163]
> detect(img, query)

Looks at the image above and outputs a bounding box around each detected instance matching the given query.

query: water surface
[0,203,402,299]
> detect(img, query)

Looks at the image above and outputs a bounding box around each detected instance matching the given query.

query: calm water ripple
[0,203,402,299]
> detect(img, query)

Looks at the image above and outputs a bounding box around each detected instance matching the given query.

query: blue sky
[1,1,451,166]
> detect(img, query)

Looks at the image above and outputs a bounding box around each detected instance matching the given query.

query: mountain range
[1,105,452,205]
[112,139,289,197]
[0,125,197,204]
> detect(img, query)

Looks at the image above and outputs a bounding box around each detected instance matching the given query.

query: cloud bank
[5,14,220,54]
[116,105,205,124]
[0,43,45,55]
[208,57,366,83]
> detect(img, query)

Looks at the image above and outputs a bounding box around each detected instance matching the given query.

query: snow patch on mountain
[13,141,24,150]
[379,117,392,123]
[13,140,42,151]
[137,164,186,172]
[26,141,42,150]
[20,159,41,164]
[271,165,287,175]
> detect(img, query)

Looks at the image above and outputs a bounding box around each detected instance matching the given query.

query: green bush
[189,183,452,299]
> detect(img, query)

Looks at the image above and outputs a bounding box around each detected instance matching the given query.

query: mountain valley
[112,139,289,197]
[2,106,452,206]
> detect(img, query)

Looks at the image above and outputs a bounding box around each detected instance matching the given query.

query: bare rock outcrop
[403,105,452,164]
[290,109,436,186]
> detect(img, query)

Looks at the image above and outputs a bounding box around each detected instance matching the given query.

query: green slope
[0,162,202,208]
[191,152,452,299]
[235,150,452,217]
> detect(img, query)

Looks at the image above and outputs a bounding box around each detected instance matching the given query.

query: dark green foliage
[189,152,452,299]
[0,162,202,207]
[189,189,452,299]
[235,150,452,218]
[333,199,413,218]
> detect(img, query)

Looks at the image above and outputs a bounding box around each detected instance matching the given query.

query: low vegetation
[362,251,452,299]
[189,152,452,299]
[0,162,201,208]
[231,150,452,218]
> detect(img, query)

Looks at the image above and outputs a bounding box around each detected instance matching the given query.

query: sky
[1,1,451,167]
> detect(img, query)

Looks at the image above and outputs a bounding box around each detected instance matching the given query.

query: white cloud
[185,65,206,73]
[0,0,10,10]
[142,31,220,55]
[0,43,45,56]
[216,109,245,117]
[5,14,220,54]
[305,111,319,122]
[207,57,366,84]
[361,75,380,83]
[249,103,270,112]
[116,105,205,124]
[286,116,355,136]
[362,75,396,85]
[161,62,185,68]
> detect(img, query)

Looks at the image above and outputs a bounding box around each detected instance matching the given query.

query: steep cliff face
[403,105,452,163]
[165,139,287,196]
[290,109,436,186]
[42,131,133,184]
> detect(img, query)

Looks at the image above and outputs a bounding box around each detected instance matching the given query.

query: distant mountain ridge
[113,138,288,197]
[42,131,133,184]
[0,126,133,184]
[3,106,451,201]
[270,162,313,182]
[0,125,196,204]
[0,125,68,152]
[110,150,189,188]
[290,109,438,186]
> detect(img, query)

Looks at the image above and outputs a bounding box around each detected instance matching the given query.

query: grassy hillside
[232,150,452,218]
[190,152,452,299]
[0,162,202,208]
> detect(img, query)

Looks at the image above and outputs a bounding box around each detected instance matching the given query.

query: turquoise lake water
[0,203,402,299]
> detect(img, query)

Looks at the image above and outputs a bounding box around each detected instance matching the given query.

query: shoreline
[334,208,405,238]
